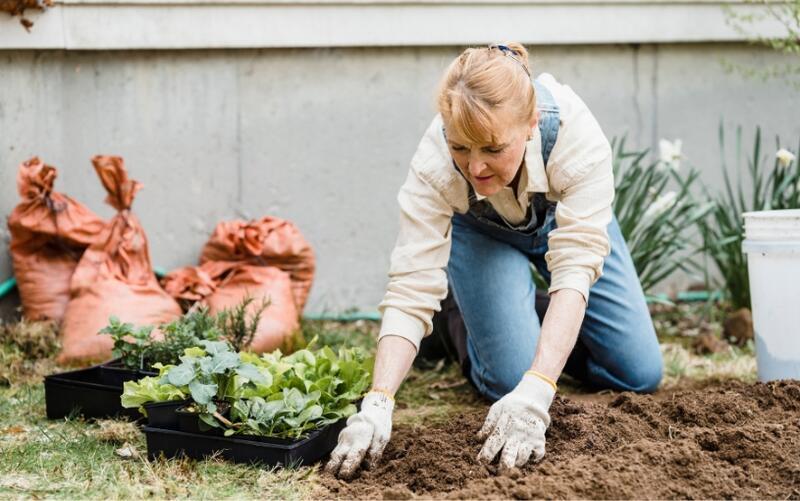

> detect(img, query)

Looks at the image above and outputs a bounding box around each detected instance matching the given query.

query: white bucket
[742,209,800,382]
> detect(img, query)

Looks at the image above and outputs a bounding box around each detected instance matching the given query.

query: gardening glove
[477,372,556,472]
[325,390,394,479]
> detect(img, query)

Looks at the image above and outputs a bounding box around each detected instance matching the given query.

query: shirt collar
[473,127,549,201]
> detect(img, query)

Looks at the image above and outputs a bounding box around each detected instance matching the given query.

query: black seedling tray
[44,361,157,420]
[98,361,158,388]
[144,399,190,429]
[174,408,296,442]
[143,418,347,466]
[175,407,219,435]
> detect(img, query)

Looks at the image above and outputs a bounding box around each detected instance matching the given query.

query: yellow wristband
[525,370,558,392]
[368,388,396,402]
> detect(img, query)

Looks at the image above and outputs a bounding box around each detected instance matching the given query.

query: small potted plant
[44,308,221,420]
[121,298,269,427]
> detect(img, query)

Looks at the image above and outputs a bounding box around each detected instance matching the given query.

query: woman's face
[444,107,536,197]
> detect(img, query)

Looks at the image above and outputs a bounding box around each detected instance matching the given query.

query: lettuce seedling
[120,363,188,414]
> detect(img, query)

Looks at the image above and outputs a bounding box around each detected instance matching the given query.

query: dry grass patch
[92,420,140,445]
[0,319,60,386]
[661,341,757,387]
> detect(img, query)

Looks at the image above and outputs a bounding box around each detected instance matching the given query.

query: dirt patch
[322,380,800,499]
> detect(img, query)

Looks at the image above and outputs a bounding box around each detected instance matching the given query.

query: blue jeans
[447,209,663,401]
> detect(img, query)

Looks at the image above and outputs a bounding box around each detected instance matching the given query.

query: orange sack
[7,157,105,321]
[199,217,315,312]
[58,156,181,365]
[162,261,299,353]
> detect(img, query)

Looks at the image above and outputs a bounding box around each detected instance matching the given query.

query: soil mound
[322,380,800,499]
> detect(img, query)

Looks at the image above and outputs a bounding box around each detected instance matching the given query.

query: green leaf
[237,363,270,386]
[188,379,218,405]
[283,388,306,411]
[254,399,286,422]
[199,412,221,429]
[120,377,186,409]
[166,362,196,387]
[207,352,240,374]
[338,403,358,419]
[320,346,337,362]
[183,346,206,358]
[200,340,231,356]
[285,349,315,366]
[297,404,323,423]
[239,351,262,366]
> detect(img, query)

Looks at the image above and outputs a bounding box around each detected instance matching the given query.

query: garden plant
[122,338,372,440]
[102,308,222,370]
[611,138,713,294]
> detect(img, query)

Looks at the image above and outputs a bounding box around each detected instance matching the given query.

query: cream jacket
[378,73,614,350]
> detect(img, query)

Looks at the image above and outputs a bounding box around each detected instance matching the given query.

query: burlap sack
[58,155,181,365]
[199,216,315,312]
[7,157,105,321]
[162,261,298,353]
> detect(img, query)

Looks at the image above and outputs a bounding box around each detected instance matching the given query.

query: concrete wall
[1,44,799,314]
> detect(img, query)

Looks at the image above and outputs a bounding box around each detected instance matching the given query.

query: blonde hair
[437,42,535,145]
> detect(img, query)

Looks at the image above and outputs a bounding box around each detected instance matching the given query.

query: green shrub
[612,138,712,293]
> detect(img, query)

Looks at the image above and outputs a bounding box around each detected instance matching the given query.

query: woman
[326,42,663,479]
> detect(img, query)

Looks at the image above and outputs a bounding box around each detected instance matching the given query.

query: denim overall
[443,78,663,401]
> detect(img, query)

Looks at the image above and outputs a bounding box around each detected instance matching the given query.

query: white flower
[659,139,682,171]
[776,148,796,169]
[644,191,678,219]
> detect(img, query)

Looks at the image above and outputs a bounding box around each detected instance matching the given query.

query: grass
[0,304,757,499]
[661,341,757,386]
[0,383,318,499]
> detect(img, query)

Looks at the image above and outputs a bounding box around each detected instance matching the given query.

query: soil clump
[724,308,754,346]
[322,380,800,499]
[692,332,730,355]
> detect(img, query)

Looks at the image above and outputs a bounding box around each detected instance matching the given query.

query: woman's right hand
[325,390,395,479]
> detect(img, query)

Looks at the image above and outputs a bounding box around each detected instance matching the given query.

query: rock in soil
[321,380,800,499]
[723,308,754,346]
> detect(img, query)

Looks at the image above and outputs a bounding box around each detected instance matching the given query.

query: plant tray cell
[98,361,157,388]
[44,362,155,420]
[143,419,347,466]
[144,399,190,429]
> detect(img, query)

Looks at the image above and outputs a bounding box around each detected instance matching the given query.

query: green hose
[0,277,16,299]
[303,311,382,322]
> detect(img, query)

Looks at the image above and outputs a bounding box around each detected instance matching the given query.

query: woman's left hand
[476,373,556,472]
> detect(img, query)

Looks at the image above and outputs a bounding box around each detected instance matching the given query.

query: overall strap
[532,79,560,169]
